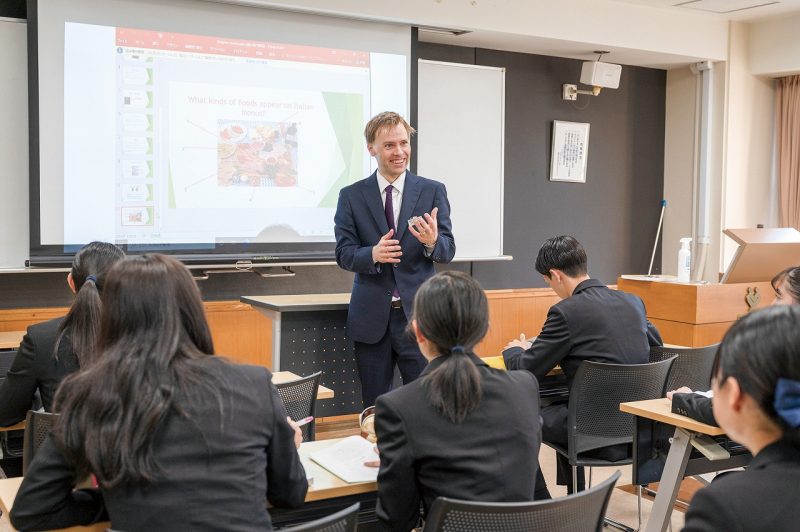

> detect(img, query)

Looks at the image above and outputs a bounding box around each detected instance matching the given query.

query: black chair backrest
[650,344,719,392]
[22,411,58,474]
[275,371,322,442]
[422,470,621,532]
[289,502,359,532]
[0,349,19,381]
[0,349,25,462]
[568,357,676,458]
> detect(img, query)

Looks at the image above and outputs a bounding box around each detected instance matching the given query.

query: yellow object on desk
[481,355,507,370]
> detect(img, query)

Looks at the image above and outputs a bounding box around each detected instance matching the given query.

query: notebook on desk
[309,435,379,483]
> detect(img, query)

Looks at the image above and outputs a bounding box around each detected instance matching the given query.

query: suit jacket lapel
[396,172,421,241]
[361,172,390,235]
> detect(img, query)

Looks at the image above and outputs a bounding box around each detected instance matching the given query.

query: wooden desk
[271,437,379,528]
[621,398,750,532]
[299,438,378,502]
[273,371,334,400]
[1,438,377,531]
[0,477,109,531]
[0,421,25,432]
[0,331,24,349]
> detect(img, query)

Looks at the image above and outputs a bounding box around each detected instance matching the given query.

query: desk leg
[269,311,282,371]
[644,427,693,532]
[252,308,282,371]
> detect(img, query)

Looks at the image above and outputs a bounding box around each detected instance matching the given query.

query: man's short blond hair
[364,112,416,144]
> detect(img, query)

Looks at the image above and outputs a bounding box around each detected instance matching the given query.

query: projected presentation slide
[61,23,406,245]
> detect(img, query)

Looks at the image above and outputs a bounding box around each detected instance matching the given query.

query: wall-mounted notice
[550,120,589,183]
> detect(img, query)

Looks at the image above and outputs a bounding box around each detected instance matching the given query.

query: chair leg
[572,465,578,493]
[637,485,642,531]
[603,517,635,532]
[602,485,639,532]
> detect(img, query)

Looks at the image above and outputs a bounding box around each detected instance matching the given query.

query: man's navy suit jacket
[334,171,455,344]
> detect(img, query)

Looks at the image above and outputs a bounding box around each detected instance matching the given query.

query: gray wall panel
[416,44,665,289]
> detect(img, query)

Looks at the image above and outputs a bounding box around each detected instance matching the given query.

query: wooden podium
[616,278,772,346]
[618,228,800,347]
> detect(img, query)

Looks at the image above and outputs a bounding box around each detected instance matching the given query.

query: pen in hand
[295,416,314,427]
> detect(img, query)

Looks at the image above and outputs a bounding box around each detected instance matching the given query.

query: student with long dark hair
[10,254,307,531]
[374,271,541,532]
[0,242,124,426]
[682,305,800,531]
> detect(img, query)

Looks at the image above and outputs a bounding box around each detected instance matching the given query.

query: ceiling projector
[580,61,622,89]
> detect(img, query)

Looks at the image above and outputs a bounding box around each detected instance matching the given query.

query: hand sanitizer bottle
[677,238,692,282]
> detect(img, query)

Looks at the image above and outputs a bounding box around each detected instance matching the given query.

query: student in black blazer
[683,305,800,532]
[0,242,124,426]
[374,271,541,532]
[10,254,307,532]
[502,235,662,496]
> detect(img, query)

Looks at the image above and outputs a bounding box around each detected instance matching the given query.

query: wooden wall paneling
[0,307,68,332]
[476,289,559,357]
[201,301,272,367]
[1,289,559,368]
[0,302,273,368]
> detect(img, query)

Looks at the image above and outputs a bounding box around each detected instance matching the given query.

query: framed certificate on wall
[550,120,590,183]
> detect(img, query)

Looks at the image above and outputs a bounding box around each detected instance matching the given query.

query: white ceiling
[613,0,800,21]
[418,0,800,69]
[419,29,710,70]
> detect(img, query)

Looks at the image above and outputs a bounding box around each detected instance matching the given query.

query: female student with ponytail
[374,271,542,532]
[682,304,800,531]
[0,242,124,426]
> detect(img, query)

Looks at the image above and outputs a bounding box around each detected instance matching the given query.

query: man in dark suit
[334,112,455,408]
[503,235,662,497]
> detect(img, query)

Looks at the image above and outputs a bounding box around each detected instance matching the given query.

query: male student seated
[503,235,663,498]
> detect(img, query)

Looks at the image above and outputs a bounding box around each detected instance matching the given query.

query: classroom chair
[543,357,676,532]
[0,349,24,476]
[288,502,359,532]
[276,371,322,442]
[422,470,620,532]
[22,411,58,474]
[650,344,719,392]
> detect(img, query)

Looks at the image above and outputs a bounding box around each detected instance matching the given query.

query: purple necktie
[384,185,396,232]
[384,185,400,297]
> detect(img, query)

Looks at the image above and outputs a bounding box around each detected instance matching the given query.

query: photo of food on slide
[121,206,154,226]
[167,82,360,211]
[217,120,299,188]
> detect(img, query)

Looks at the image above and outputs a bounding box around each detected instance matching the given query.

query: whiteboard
[417,60,505,259]
[0,19,29,268]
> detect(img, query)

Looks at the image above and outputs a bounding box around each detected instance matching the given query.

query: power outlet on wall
[562,84,577,101]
